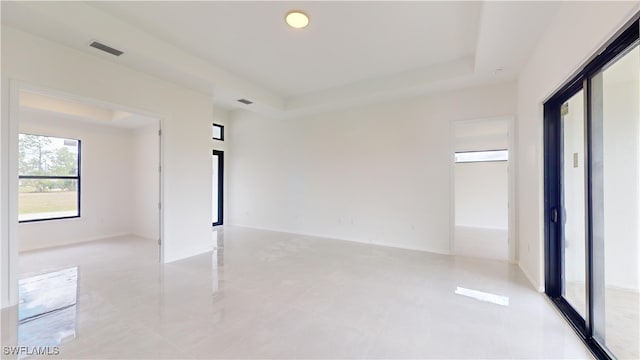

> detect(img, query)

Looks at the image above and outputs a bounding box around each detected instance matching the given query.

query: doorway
[451,117,513,262]
[7,82,164,306]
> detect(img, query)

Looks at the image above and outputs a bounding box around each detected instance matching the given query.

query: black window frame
[543,15,638,360]
[212,123,224,141]
[18,133,82,223]
[212,149,224,227]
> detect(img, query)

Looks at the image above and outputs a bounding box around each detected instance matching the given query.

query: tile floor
[565,282,639,359]
[2,226,592,359]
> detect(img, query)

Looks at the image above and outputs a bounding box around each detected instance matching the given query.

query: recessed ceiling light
[285,11,309,29]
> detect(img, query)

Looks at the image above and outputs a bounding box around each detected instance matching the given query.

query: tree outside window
[18,134,81,222]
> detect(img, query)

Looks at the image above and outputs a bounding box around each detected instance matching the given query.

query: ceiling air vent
[89,41,124,57]
[237,99,253,105]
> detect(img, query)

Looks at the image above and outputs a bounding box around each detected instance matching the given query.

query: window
[212,123,224,141]
[454,149,508,163]
[212,150,224,226]
[18,134,81,222]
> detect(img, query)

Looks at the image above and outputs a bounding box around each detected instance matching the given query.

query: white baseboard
[518,262,544,292]
[20,232,131,253]
[163,245,213,263]
[229,223,451,255]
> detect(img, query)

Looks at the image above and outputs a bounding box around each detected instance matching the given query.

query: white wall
[18,111,134,251]
[454,162,508,230]
[131,124,160,241]
[454,119,509,152]
[516,1,639,290]
[1,26,215,307]
[229,82,516,254]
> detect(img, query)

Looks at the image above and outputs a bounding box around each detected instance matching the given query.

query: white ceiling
[1,1,562,118]
[92,1,481,97]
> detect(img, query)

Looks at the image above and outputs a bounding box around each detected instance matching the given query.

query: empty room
[0,1,638,359]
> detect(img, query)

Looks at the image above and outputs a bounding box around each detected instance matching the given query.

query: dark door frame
[543,16,638,360]
[212,149,224,227]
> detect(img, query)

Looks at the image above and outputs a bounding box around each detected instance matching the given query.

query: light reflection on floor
[18,267,78,357]
[454,286,510,306]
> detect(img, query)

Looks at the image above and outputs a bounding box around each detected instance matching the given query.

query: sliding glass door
[590,39,639,359]
[544,18,639,359]
[561,89,588,320]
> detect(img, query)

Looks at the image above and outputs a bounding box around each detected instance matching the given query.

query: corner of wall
[518,260,544,292]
